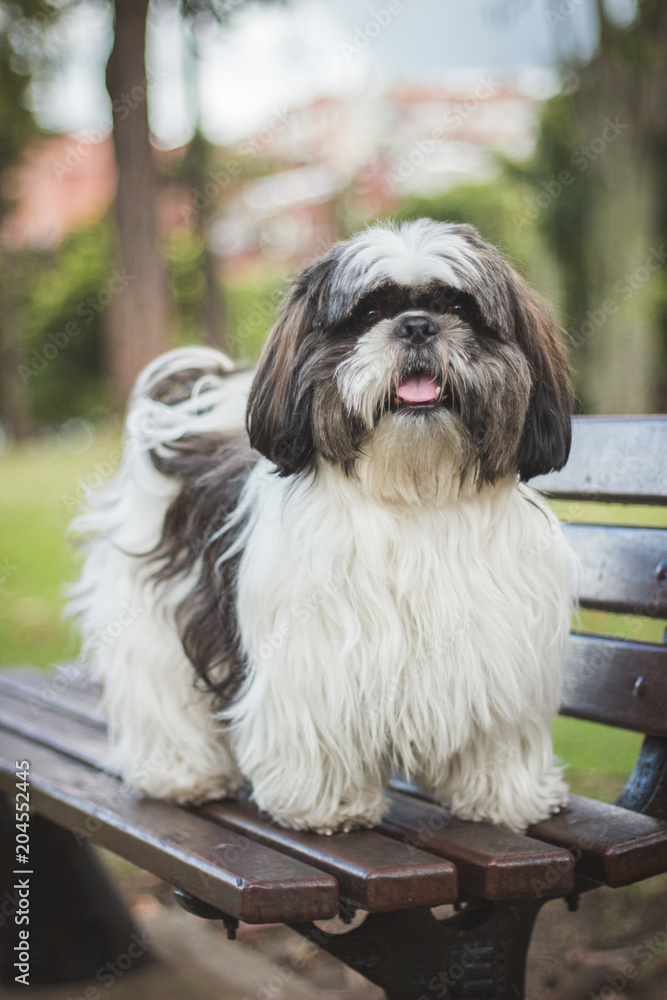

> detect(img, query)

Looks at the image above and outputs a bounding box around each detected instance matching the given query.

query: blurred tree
[20,217,112,424]
[162,12,228,352]
[575,0,667,413]
[0,0,50,439]
[105,0,281,404]
[105,0,171,409]
[521,0,667,413]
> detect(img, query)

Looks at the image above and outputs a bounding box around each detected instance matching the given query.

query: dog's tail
[66,346,253,669]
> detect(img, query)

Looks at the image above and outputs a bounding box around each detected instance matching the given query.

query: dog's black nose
[396,314,438,347]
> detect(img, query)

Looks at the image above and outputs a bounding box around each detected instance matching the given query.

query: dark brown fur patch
[149,430,258,706]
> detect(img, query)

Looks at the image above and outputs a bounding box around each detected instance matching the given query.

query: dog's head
[247,219,571,500]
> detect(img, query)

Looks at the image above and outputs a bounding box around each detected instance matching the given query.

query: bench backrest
[534,417,667,818]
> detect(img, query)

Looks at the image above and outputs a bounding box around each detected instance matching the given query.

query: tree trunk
[105,0,170,410]
[201,240,228,349]
[0,253,31,440]
[574,0,667,414]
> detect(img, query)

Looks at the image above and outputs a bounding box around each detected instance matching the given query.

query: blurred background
[1,1,666,996]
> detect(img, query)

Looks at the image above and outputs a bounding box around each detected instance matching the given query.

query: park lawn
[0,431,659,802]
[0,425,122,667]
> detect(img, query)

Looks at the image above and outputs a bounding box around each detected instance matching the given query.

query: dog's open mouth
[392,372,452,411]
[396,375,440,405]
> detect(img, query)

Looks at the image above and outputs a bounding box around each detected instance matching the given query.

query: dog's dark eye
[362,306,380,324]
[431,296,453,314]
[427,290,463,315]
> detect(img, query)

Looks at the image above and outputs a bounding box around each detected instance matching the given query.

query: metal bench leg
[0,793,151,985]
[291,898,546,1000]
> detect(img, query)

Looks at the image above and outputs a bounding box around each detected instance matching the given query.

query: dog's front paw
[126,758,244,805]
[441,767,569,833]
[310,814,380,836]
[261,794,388,836]
[168,775,245,806]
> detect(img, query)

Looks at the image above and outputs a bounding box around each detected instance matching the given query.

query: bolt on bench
[1,415,667,999]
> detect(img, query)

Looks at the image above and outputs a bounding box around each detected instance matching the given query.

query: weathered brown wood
[562,633,667,736]
[0,795,150,986]
[533,416,667,503]
[0,689,108,769]
[527,794,667,887]
[0,677,459,913]
[0,731,339,924]
[0,667,105,725]
[562,523,667,618]
[378,791,575,900]
[202,799,458,912]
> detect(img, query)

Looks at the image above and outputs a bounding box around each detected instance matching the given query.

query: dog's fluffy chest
[232,460,572,761]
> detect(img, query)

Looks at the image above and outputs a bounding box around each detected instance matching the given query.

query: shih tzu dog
[69,219,575,834]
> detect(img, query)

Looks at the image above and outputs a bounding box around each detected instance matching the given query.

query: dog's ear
[246,290,316,476]
[512,278,572,482]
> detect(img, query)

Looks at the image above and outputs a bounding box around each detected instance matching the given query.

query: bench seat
[2,663,667,920]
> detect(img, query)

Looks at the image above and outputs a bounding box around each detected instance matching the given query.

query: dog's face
[247,219,571,496]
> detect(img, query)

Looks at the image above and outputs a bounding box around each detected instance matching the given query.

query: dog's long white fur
[70,345,575,832]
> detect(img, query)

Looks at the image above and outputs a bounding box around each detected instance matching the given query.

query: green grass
[552,716,642,802]
[0,433,659,800]
[550,499,667,527]
[0,425,122,666]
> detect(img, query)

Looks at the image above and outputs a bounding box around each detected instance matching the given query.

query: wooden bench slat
[0,731,339,924]
[533,417,667,504]
[0,690,107,769]
[562,633,667,735]
[562,523,667,618]
[378,791,574,900]
[0,680,577,905]
[0,667,105,726]
[0,674,459,912]
[200,799,458,912]
[527,794,667,887]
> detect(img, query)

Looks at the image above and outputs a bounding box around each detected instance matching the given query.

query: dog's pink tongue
[396,376,440,404]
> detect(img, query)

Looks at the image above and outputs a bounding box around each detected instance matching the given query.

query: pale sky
[29,0,635,148]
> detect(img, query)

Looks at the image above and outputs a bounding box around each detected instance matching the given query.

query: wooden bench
[1,414,667,999]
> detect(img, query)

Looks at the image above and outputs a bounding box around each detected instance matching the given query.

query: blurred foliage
[161,228,286,359]
[14,212,286,427]
[0,0,50,210]
[223,267,286,360]
[505,95,592,335]
[163,227,210,336]
[19,216,112,424]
